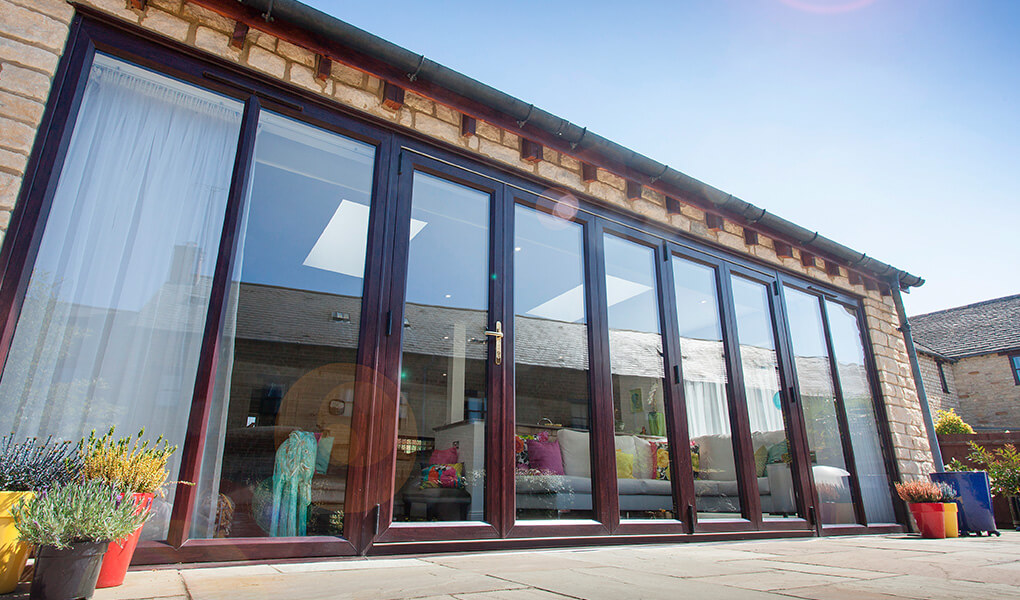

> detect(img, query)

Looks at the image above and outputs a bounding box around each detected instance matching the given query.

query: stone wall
[952,354,1020,431]
[0,0,935,482]
[917,352,959,414]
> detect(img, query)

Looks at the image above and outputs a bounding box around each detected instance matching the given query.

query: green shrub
[934,409,975,435]
[0,435,83,492]
[13,479,149,548]
[967,442,1020,497]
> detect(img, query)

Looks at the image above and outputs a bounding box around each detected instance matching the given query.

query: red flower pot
[96,492,154,588]
[909,502,947,539]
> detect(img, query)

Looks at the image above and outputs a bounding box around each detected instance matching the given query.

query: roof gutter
[237,0,923,289]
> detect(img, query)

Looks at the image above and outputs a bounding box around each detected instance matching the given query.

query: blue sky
[302,0,1019,316]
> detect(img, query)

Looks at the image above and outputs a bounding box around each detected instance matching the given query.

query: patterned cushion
[420,463,464,489]
[754,444,769,477]
[654,441,670,481]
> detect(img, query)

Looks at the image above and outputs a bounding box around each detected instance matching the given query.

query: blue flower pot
[929,471,1000,536]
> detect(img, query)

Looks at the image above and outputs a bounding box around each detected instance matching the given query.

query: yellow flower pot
[0,491,33,594]
[943,502,959,538]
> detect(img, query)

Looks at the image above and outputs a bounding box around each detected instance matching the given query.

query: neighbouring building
[0,0,936,564]
[911,295,1020,431]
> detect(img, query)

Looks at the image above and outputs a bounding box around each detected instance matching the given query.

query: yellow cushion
[754,445,769,477]
[616,449,635,479]
[655,442,671,481]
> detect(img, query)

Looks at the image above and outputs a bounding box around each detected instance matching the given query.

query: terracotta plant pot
[0,490,34,594]
[30,541,108,600]
[96,492,154,588]
[909,502,947,539]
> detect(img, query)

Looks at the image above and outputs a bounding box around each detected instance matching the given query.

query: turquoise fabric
[270,430,317,537]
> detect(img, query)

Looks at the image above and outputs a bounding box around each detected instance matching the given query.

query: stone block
[246,45,286,78]
[331,61,363,88]
[596,169,625,190]
[333,83,379,113]
[141,8,190,42]
[475,120,500,141]
[277,39,315,67]
[0,89,45,124]
[6,0,74,23]
[194,26,240,61]
[434,103,459,125]
[0,63,53,102]
[148,0,183,13]
[180,2,233,33]
[0,0,69,52]
[559,154,580,171]
[0,36,59,73]
[501,130,520,150]
[478,137,526,168]
[414,112,459,145]
[536,160,583,191]
[288,63,322,92]
[586,180,626,206]
[0,147,26,175]
[403,91,434,114]
[0,115,38,154]
[78,0,140,23]
[0,170,18,209]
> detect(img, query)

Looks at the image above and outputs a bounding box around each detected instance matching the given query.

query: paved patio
[15,532,1020,600]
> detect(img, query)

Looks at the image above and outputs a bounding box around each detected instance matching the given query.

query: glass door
[379,151,506,539]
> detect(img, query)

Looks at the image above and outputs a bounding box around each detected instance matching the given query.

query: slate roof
[910,294,1020,359]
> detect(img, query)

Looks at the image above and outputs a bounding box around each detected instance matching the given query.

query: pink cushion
[431,446,458,465]
[527,439,564,475]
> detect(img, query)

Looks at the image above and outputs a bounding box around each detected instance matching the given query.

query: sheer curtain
[0,55,242,539]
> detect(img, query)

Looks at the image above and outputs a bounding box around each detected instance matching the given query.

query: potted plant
[79,428,176,588]
[965,442,1020,532]
[0,435,81,594]
[13,479,149,600]
[895,480,956,539]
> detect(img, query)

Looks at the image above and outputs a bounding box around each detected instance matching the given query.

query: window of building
[937,361,950,393]
[1010,353,1020,386]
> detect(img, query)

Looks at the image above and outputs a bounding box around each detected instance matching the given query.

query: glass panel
[192,111,376,538]
[730,275,797,519]
[394,172,490,523]
[672,257,740,519]
[825,300,896,523]
[0,55,242,540]
[784,287,856,524]
[514,204,592,520]
[605,235,673,519]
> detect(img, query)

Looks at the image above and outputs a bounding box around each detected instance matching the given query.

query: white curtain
[0,54,242,539]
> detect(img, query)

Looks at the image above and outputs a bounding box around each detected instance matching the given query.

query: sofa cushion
[557,429,591,478]
[528,439,564,475]
[697,433,736,481]
[616,450,635,479]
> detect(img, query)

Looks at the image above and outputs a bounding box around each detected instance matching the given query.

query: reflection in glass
[513,205,592,520]
[672,258,740,519]
[394,172,489,523]
[825,300,896,523]
[605,235,673,519]
[730,276,797,519]
[0,55,243,541]
[784,288,855,524]
[194,111,375,538]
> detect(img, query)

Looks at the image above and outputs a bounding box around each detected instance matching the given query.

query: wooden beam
[665,196,682,216]
[705,213,725,231]
[773,240,793,258]
[626,180,642,202]
[865,279,879,292]
[382,81,404,110]
[848,271,863,286]
[521,139,543,163]
[581,162,598,182]
[460,114,476,137]
[315,54,331,81]
[800,251,816,268]
[230,21,249,50]
[743,229,759,246]
[128,0,147,8]
[824,260,841,277]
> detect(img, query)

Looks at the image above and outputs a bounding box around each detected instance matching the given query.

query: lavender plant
[12,479,149,548]
[0,434,83,492]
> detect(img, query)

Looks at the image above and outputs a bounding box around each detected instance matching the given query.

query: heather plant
[0,434,83,492]
[80,427,177,495]
[934,409,975,435]
[12,479,149,548]
[966,442,1020,497]
[895,480,951,503]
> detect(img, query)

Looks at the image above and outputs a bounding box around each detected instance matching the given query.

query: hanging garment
[270,430,317,537]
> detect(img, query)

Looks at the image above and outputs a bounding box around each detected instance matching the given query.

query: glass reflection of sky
[514,204,585,322]
[673,257,722,342]
[731,276,775,350]
[604,234,659,334]
[825,300,867,366]
[404,172,489,310]
[239,112,375,297]
[784,287,829,359]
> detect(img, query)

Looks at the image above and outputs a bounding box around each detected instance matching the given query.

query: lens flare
[535,189,579,230]
[778,0,877,14]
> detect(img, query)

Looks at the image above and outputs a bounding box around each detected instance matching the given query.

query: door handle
[484,321,503,365]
